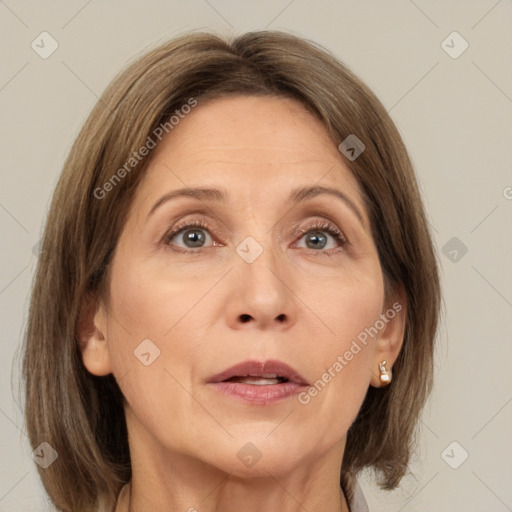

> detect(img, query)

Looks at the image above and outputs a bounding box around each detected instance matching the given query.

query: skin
[80,95,406,512]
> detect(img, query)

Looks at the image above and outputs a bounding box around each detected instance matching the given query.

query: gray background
[1,1,511,510]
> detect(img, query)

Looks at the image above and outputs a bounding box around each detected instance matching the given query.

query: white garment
[350,480,370,512]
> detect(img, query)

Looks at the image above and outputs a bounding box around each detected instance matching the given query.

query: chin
[200,433,311,478]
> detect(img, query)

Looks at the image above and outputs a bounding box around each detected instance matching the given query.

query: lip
[207,359,309,405]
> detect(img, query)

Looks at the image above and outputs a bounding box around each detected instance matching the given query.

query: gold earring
[379,360,392,385]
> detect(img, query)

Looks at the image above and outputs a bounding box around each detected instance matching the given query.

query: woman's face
[82,95,404,479]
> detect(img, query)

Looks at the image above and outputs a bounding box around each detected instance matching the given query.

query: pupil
[185,229,205,247]
[306,231,327,249]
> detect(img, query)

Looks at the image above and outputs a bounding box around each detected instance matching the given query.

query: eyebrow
[147,185,365,224]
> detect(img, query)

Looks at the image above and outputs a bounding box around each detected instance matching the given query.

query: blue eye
[295,221,347,253]
[164,219,347,255]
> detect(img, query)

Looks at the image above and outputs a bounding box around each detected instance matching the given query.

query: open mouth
[223,374,289,385]
[208,360,308,404]
[208,360,308,386]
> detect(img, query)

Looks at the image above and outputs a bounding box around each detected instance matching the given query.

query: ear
[369,288,407,388]
[78,293,112,376]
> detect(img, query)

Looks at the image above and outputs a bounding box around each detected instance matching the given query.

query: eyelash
[163,217,348,256]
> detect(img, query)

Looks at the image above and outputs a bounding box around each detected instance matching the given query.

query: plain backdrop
[1,1,511,510]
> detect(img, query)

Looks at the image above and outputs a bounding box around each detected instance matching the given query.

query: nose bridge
[233,199,280,272]
[239,229,286,296]
[227,223,296,328]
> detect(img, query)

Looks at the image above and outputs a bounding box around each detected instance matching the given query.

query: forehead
[153,95,343,168]
[133,95,367,219]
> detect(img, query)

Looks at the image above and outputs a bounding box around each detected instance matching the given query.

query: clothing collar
[350,480,370,512]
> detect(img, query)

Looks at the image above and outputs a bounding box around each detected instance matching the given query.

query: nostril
[240,314,252,323]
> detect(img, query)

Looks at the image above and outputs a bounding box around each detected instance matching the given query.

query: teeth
[240,377,281,385]
[230,376,283,385]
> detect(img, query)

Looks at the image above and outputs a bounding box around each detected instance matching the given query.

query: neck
[118,481,350,512]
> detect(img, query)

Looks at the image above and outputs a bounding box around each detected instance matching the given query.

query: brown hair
[21,30,440,511]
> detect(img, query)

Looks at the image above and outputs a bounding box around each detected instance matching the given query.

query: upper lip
[208,359,309,385]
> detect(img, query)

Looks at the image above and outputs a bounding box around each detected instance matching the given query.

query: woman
[22,31,440,511]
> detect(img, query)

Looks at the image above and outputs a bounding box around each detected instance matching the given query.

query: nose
[224,241,297,331]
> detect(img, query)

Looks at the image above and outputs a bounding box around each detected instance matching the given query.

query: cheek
[102,262,205,437]
[295,265,383,419]
[103,252,213,398]
[106,251,210,346]
[300,257,384,349]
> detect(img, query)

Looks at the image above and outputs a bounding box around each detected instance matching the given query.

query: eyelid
[163,216,219,245]
[295,219,346,241]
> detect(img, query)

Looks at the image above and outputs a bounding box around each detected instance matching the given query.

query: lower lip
[209,381,306,405]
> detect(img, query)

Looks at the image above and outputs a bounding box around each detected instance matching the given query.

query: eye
[163,217,348,255]
[294,220,347,254]
[164,218,218,251]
